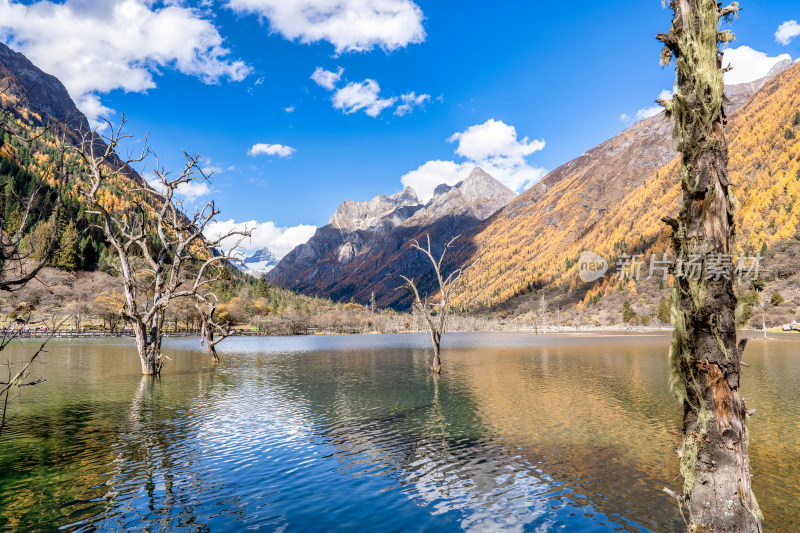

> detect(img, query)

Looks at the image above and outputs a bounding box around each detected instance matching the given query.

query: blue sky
[1,0,799,256]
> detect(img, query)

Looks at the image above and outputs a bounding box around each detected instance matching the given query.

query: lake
[0,333,798,531]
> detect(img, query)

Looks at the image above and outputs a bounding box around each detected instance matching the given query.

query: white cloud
[310,66,343,90]
[248,143,296,157]
[205,218,317,259]
[401,160,473,203]
[722,46,792,85]
[624,88,673,124]
[77,94,115,126]
[202,165,223,176]
[394,91,430,116]
[311,67,432,118]
[0,0,250,128]
[776,20,800,45]
[332,79,396,117]
[656,89,674,101]
[145,173,213,203]
[636,105,662,120]
[227,0,425,53]
[284,105,295,113]
[402,119,546,202]
[448,119,545,161]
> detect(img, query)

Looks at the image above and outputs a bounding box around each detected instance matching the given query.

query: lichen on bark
[658,1,762,531]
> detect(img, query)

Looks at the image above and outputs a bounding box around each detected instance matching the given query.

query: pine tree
[622,300,633,323]
[55,221,79,271]
[657,297,670,323]
[31,213,57,261]
[80,236,99,271]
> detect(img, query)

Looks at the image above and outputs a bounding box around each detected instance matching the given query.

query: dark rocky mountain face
[0,42,88,132]
[0,42,143,186]
[267,167,516,309]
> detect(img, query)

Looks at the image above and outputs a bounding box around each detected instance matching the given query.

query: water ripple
[1,334,798,531]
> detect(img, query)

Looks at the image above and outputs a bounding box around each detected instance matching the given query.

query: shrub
[657,297,670,323]
[623,300,634,323]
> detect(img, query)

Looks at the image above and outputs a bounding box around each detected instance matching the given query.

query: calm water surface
[0,333,798,532]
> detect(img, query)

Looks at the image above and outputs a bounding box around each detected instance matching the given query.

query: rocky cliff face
[329,187,421,232]
[0,41,143,186]
[0,42,88,131]
[407,167,516,225]
[267,167,515,308]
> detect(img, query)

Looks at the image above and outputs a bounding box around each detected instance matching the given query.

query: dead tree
[0,338,46,437]
[195,292,231,363]
[75,116,249,375]
[395,235,473,374]
[538,293,548,333]
[658,2,762,530]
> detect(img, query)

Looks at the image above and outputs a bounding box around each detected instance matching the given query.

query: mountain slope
[0,42,199,275]
[449,62,800,311]
[268,168,515,308]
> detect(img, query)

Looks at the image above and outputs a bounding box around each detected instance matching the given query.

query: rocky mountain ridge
[267,167,515,307]
[329,187,421,232]
[0,42,87,131]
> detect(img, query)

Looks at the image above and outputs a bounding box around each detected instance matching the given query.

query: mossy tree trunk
[658,1,762,531]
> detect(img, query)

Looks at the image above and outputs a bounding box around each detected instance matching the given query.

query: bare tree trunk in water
[429,329,441,374]
[197,294,230,364]
[395,235,474,375]
[200,315,220,363]
[658,1,762,530]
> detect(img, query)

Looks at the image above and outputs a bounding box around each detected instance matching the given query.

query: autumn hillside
[452,61,800,315]
[0,40,164,272]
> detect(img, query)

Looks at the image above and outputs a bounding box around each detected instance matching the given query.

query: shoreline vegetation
[6,324,796,339]
[3,263,795,342]
[3,260,795,342]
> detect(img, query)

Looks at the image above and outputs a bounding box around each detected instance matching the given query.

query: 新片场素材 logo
[578,251,608,282]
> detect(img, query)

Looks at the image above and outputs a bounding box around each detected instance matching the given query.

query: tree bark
[205,322,220,363]
[430,329,441,374]
[132,315,164,376]
[660,1,762,531]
